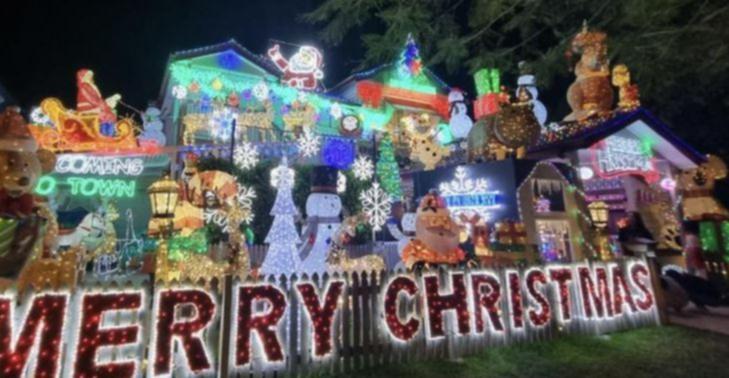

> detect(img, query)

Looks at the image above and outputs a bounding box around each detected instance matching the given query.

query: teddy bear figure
[678,155,729,221]
[401,191,467,270]
[0,107,56,278]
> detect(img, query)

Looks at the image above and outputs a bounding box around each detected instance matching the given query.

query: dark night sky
[1,0,374,109]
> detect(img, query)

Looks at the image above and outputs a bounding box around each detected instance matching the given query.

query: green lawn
[332,326,728,378]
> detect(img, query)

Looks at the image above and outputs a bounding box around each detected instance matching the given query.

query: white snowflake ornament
[351,155,374,181]
[234,142,260,170]
[297,127,321,158]
[360,182,391,232]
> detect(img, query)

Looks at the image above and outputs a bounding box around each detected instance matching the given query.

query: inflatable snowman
[401,191,466,270]
[447,89,474,140]
[299,166,343,275]
[139,106,166,146]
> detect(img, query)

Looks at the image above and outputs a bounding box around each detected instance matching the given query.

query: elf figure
[267,44,324,90]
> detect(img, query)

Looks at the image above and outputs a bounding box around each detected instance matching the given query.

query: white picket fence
[9,259,659,377]
[231,259,659,377]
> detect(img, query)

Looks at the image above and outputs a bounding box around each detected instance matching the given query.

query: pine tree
[260,158,301,276]
[376,134,403,201]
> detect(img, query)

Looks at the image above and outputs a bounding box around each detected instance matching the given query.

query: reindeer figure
[326,245,385,274]
[325,214,386,273]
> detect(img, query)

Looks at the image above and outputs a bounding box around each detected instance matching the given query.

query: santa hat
[418,190,447,212]
[0,107,38,152]
[448,88,465,103]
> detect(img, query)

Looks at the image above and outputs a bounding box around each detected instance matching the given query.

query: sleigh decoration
[29,98,140,153]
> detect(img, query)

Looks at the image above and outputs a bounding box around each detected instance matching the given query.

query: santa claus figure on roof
[76,69,121,125]
[267,44,324,90]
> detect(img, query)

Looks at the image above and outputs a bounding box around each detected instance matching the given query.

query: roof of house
[326,62,451,99]
[528,108,706,168]
[158,39,282,100]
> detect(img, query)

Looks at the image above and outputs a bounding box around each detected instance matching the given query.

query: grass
[327,326,729,378]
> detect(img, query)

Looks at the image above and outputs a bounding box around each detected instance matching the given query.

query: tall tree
[302,0,729,160]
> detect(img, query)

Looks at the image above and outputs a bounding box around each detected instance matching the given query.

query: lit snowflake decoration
[253,81,270,101]
[237,186,257,224]
[30,106,52,126]
[329,103,343,119]
[233,142,259,170]
[172,85,188,100]
[351,155,374,181]
[337,171,347,193]
[297,127,321,158]
[438,166,488,195]
[270,157,295,189]
[360,182,391,232]
[209,107,237,142]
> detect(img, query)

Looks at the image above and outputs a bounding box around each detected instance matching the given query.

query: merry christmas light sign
[0,261,657,376]
[592,136,658,182]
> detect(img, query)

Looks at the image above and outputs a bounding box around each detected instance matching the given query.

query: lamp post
[588,201,611,260]
[148,174,180,282]
[148,174,179,238]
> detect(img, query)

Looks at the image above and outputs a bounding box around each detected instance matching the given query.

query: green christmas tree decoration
[398,34,423,77]
[376,134,403,201]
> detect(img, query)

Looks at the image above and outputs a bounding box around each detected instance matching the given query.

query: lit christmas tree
[376,134,403,201]
[260,158,301,276]
[399,33,422,77]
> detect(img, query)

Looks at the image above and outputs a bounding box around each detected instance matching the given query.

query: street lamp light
[148,174,179,236]
[588,201,610,260]
[588,201,609,229]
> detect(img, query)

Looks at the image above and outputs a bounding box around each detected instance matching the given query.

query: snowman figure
[139,106,166,146]
[396,211,417,258]
[515,64,547,126]
[299,166,343,275]
[447,89,474,140]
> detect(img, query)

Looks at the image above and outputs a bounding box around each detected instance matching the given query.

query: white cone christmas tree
[260,157,301,276]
